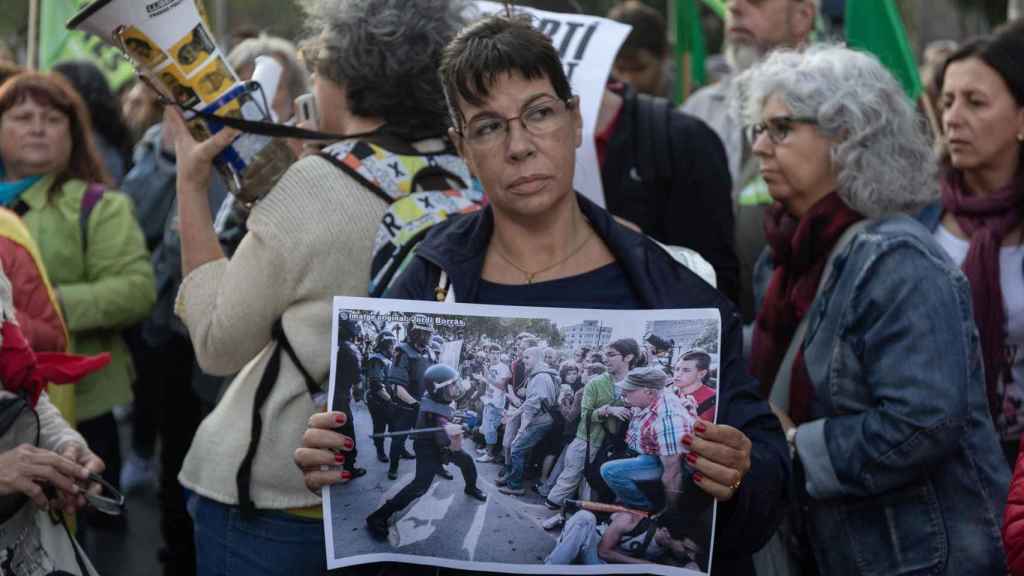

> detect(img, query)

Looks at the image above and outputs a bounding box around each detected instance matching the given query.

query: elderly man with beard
[682,0,816,323]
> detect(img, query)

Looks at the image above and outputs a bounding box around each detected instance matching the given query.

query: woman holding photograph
[295,14,789,574]
[745,45,1008,573]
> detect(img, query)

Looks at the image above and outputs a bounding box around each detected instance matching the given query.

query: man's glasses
[744,115,818,145]
[80,472,126,516]
[459,96,577,150]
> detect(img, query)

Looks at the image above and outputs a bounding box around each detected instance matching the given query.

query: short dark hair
[608,1,667,58]
[439,14,572,130]
[680,350,711,383]
[608,338,642,369]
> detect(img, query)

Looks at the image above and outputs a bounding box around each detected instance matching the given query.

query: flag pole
[27,0,40,70]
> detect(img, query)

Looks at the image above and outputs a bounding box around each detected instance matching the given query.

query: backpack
[319,137,482,297]
[634,93,674,235]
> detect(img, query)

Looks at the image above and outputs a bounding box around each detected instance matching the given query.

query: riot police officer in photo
[334,317,367,479]
[366,331,398,463]
[386,315,436,479]
[366,364,488,539]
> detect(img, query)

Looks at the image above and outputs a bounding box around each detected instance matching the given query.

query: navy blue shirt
[475,262,644,309]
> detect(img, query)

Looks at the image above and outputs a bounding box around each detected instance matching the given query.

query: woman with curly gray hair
[746,45,1009,574]
[164,0,468,573]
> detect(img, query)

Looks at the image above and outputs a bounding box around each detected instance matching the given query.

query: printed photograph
[120,26,167,67]
[157,65,200,108]
[170,23,216,73]
[324,298,721,575]
[193,56,237,103]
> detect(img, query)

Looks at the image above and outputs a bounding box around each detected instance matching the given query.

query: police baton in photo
[323,297,722,575]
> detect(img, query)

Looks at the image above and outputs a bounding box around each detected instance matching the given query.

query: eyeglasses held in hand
[79,472,126,516]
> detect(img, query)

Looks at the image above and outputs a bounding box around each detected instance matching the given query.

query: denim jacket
[755,214,1010,575]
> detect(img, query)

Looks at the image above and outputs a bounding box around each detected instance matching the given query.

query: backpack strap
[79,183,106,253]
[237,319,319,519]
[696,393,716,419]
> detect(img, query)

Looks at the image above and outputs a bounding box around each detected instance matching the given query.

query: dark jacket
[385,194,790,574]
[601,83,739,304]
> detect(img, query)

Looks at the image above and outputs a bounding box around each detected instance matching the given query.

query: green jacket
[575,373,625,446]
[19,175,155,422]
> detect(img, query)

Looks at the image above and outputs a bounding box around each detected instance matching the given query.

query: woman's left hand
[59,443,105,513]
[163,107,238,197]
[682,420,752,502]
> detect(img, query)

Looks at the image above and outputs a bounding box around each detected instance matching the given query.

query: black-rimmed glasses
[744,115,818,145]
[458,96,577,150]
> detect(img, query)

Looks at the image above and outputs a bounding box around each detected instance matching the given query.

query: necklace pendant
[526,273,536,284]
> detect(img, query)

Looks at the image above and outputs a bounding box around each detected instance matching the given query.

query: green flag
[701,0,726,20]
[39,0,135,89]
[674,0,706,104]
[845,0,922,100]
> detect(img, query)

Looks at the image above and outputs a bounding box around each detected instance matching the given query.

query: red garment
[0,321,110,407]
[0,236,66,352]
[675,383,716,422]
[750,193,863,424]
[594,82,624,167]
[941,169,1021,422]
[1005,444,1024,575]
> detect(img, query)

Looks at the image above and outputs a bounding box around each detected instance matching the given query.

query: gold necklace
[492,230,595,284]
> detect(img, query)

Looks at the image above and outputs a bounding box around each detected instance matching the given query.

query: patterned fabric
[626,391,693,456]
[320,139,481,296]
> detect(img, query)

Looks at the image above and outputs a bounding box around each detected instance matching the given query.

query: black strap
[635,94,674,234]
[696,394,716,418]
[79,183,105,253]
[236,319,319,519]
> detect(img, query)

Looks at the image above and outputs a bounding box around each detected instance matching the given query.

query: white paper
[473,2,631,208]
[250,55,283,122]
[323,297,721,575]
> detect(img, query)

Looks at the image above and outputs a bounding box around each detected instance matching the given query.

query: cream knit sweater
[175,155,387,509]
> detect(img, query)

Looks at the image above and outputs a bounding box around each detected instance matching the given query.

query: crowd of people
[0,0,1022,574]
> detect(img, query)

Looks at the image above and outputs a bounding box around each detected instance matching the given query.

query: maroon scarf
[750,192,863,424]
[941,170,1022,422]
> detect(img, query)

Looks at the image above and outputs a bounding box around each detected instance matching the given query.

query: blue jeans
[504,417,553,489]
[187,492,325,575]
[599,454,663,510]
[481,404,502,446]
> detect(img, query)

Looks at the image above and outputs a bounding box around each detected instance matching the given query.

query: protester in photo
[600,366,694,511]
[544,508,700,568]
[671,349,716,421]
[497,346,559,495]
[334,318,366,478]
[53,61,133,186]
[166,0,468,572]
[365,331,397,463]
[607,1,670,98]
[0,72,156,503]
[546,338,636,508]
[473,342,511,463]
[503,335,534,464]
[298,14,788,572]
[683,0,816,322]
[918,24,1024,464]
[365,364,486,539]
[746,45,1009,574]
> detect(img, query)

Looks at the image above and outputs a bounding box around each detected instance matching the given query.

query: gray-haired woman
[746,45,1009,574]
[165,0,468,573]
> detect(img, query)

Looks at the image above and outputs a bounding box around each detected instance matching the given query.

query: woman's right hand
[0,444,89,511]
[294,411,354,494]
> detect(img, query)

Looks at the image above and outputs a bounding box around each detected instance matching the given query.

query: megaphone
[67,0,294,206]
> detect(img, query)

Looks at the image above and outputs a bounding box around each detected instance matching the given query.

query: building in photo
[559,320,613,351]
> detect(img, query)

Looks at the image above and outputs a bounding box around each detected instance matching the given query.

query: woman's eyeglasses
[744,115,818,145]
[80,472,126,516]
[459,96,577,150]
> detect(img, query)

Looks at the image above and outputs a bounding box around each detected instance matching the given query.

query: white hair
[737,44,938,217]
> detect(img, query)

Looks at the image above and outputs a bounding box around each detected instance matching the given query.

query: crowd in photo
[0,0,1023,575]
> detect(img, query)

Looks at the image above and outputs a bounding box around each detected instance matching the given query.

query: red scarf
[0,320,110,407]
[941,169,1022,422]
[750,192,863,424]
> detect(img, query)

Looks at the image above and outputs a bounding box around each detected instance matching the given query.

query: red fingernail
[335,414,345,425]
[341,471,352,480]
[686,453,698,465]
[344,439,354,450]
[335,453,345,464]
[682,435,693,447]
[693,472,703,483]
[695,422,707,434]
